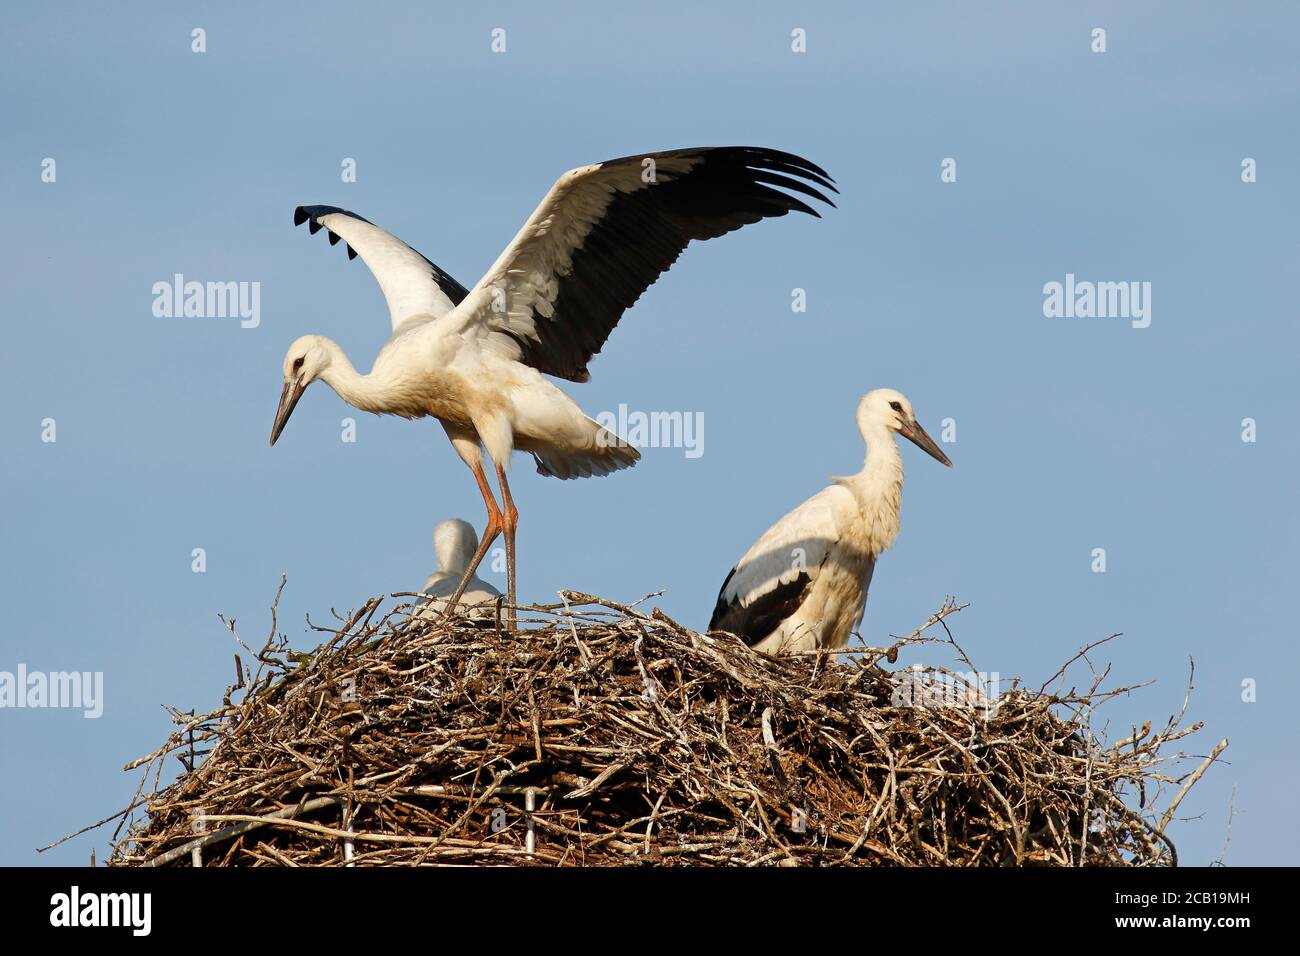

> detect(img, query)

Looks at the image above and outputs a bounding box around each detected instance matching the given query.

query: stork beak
[269,379,306,447]
[899,418,953,467]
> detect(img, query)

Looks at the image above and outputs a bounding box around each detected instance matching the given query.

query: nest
[97,589,1221,867]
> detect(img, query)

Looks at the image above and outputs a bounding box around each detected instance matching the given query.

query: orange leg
[495,462,519,625]
[440,459,503,622]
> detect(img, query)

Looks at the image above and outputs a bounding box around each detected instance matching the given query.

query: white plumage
[269,147,835,617]
[709,389,951,655]
[417,519,501,622]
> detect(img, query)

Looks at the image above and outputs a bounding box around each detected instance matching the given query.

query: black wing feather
[709,566,814,648]
[511,146,836,382]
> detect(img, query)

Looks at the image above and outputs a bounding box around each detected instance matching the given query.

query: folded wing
[709,488,841,647]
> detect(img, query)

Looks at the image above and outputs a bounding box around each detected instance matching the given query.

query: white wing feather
[451,156,698,347]
[294,206,467,334]
[441,147,835,383]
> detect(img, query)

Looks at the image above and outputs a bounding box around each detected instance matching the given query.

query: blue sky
[2,2,1296,866]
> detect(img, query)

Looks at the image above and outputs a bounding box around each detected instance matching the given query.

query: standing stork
[709,389,951,655]
[270,146,835,615]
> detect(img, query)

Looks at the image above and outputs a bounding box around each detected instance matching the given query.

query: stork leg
[438,459,503,623]
[495,463,519,624]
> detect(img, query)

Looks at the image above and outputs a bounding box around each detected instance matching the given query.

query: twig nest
[105,595,1208,866]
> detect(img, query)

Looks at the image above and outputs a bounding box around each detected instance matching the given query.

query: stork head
[270,334,333,446]
[859,388,952,467]
[434,519,479,574]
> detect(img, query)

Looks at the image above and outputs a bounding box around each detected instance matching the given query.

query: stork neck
[438,549,469,576]
[434,528,477,575]
[840,424,904,503]
[318,346,388,414]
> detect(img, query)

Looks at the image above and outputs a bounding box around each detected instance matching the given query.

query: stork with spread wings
[269,147,836,618]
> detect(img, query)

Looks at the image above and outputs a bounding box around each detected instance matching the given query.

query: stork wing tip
[293,205,372,262]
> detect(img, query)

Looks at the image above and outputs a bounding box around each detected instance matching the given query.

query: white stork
[709,389,951,655]
[416,519,502,623]
[270,146,836,615]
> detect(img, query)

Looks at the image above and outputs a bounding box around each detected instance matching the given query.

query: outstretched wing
[709,487,842,647]
[293,205,470,335]
[451,147,836,382]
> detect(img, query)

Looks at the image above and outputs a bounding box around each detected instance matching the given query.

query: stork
[270,146,835,616]
[709,389,951,655]
[416,519,502,623]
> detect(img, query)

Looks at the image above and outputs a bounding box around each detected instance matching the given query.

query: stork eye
[292,357,304,372]
[889,401,903,412]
